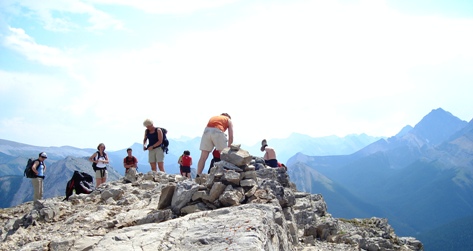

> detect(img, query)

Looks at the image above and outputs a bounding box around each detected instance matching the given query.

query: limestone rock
[0,146,423,251]
[220,145,253,167]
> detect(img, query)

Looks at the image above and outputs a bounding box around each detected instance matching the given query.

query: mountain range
[286,108,473,251]
[0,130,379,209]
[2,107,470,249]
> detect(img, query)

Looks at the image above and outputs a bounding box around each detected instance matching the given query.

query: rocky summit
[0,145,423,251]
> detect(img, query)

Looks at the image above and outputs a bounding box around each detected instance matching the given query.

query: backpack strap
[125,156,132,164]
[96,151,107,159]
[155,127,162,147]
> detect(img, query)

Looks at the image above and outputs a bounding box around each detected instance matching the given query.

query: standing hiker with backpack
[88,143,109,187]
[143,118,166,172]
[30,152,48,201]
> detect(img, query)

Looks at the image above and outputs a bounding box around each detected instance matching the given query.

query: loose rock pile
[0,144,423,250]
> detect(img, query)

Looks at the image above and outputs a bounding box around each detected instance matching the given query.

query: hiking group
[25,113,284,202]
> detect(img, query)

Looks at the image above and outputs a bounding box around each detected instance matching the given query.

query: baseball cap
[40,152,48,158]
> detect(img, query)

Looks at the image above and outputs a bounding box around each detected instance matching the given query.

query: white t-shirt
[95,152,107,168]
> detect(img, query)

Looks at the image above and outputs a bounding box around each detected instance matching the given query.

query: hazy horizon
[1,0,472,151]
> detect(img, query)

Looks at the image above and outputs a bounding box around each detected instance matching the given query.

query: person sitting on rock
[261,139,279,168]
[123,148,138,183]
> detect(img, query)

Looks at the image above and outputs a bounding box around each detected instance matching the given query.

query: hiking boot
[261,139,267,146]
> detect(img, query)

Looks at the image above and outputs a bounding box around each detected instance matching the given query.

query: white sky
[1,0,473,150]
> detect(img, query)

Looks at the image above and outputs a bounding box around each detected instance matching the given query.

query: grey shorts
[148,147,164,163]
[199,127,227,152]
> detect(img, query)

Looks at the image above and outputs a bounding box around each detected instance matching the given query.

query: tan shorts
[200,127,227,152]
[95,169,108,179]
[148,147,164,163]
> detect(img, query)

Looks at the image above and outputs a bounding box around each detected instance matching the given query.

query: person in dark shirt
[143,118,165,172]
[208,148,221,174]
[123,148,138,182]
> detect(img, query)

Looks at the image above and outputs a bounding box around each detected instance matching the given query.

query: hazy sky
[1,0,472,151]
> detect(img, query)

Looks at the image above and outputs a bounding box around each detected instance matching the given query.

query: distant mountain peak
[408,108,467,145]
[431,107,447,113]
[421,108,455,122]
[395,125,413,138]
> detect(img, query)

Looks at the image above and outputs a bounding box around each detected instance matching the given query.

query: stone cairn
[0,144,423,251]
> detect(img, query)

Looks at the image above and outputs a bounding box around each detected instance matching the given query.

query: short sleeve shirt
[124,156,138,165]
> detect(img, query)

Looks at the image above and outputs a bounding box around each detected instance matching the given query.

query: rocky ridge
[0,145,423,250]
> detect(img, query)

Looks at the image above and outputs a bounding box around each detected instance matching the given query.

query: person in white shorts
[197,113,233,176]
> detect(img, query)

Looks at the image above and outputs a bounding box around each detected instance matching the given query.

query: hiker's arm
[143,131,148,150]
[227,119,234,147]
[89,153,97,163]
[124,159,135,168]
[32,161,39,175]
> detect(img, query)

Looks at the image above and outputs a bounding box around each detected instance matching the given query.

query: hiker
[208,148,221,174]
[196,113,233,176]
[143,118,165,172]
[31,152,48,201]
[89,143,109,187]
[123,148,138,183]
[178,150,192,179]
[261,139,279,168]
[279,163,287,171]
[178,154,183,174]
